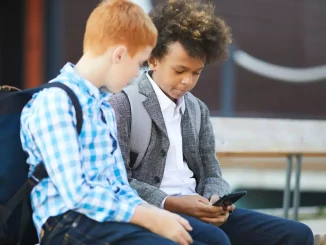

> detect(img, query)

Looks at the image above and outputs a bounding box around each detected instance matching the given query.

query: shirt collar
[60,62,111,101]
[146,71,185,114]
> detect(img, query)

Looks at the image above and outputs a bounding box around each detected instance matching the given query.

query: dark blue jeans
[40,211,208,245]
[41,208,314,245]
[180,208,314,245]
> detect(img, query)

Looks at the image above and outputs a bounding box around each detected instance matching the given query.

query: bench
[210,117,326,220]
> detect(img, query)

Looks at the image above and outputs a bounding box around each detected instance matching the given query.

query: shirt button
[161,150,167,157]
[154,176,161,183]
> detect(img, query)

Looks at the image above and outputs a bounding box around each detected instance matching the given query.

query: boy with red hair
[20,1,192,244]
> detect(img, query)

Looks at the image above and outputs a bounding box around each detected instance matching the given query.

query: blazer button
[154,176,161,183]
[161,150,166,157]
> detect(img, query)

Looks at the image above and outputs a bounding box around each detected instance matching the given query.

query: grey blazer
[109,74,230,207]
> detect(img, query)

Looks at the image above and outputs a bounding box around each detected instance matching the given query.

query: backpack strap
[41,82,83,135]
[21,82,84,243]
[30,82,84,183]
[123,85,152,169]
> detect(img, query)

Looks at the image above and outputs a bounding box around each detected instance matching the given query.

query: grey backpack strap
[123,85,152,169]
[186,93,201,136]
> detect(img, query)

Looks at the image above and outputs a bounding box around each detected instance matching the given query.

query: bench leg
[314,235,320,245]
[293,154,302,221]
[283,155,293,219]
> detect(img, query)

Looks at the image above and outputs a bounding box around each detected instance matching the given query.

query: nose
[181,74,194,85]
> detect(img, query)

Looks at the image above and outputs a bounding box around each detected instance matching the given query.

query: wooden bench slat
[217,152,326,158]
[211,117,326,154]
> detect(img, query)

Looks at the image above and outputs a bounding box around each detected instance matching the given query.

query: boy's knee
[200,224,231,245]
[215,232,231,245]
[283,222,314,245]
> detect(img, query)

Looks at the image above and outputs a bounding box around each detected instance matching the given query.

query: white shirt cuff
[160,196,169,209]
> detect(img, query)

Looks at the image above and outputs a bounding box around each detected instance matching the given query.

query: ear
[148,56,158,70]
[112,45,128,64]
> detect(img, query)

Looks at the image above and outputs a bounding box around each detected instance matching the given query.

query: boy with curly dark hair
[110,0,314,244]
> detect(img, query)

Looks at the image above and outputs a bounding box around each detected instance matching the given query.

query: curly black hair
[147,0,232,65]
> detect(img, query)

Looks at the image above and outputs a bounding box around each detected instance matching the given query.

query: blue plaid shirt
[20,63,144,237]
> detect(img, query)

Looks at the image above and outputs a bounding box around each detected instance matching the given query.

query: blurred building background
[1,0,325,119]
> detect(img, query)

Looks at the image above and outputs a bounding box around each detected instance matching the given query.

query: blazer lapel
[182,94,200,171]
[138,74,168,136]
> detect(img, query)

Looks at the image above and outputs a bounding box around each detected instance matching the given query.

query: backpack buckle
[28,175,40,186]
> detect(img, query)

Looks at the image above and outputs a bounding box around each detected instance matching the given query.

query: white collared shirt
[147,72,197,207]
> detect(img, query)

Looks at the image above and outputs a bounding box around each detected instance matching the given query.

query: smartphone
[212,191,247,207]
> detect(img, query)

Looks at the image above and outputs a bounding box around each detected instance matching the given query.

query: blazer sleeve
[197,99,231,199]
[109,92,168,207]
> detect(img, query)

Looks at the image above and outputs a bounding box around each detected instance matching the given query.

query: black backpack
[0,82,83,244]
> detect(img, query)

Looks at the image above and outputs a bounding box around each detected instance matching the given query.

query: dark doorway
[0,1,25,88]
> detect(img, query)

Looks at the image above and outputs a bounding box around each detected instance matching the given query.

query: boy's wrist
[130,203,157,230]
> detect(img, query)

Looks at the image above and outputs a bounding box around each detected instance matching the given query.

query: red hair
[83,0,157,57]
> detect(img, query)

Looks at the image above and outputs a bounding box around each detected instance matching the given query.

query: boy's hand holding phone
[164,195,230,227]
[210,194,236,212]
